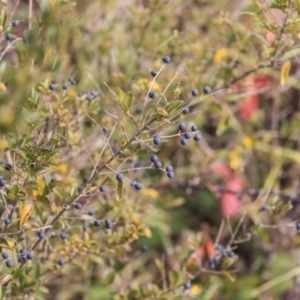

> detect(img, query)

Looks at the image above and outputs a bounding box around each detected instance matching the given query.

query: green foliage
[0,0,300,299]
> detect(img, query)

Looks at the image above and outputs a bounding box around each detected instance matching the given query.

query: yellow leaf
[0,107,14,125]
[0,140,8,155]
[0,82,6,92]
[214,48,228,64]
[280,60,291,85]
[19,202,34,228]
[141,188,159,199]
[6,239,15,248]
[243,136,254,149]
[0,274,12,285]
[57,163,68,175]
[230,157,240,170]
[33,177,45,196]
[136,78,161,92]
[191,285,202,295]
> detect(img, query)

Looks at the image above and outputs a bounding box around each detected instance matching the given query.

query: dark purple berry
[105,219,113,229]
[83,221,88,231]
[49,83,56,91]
[151,154,158,163]
[2,252,9,259]
[148,91,156,99]
[191,125,198,132]
[228,251,235,257]
[18,256,26,263]
[38,231,45,239]
[88,209,95,216]
[167,172,174,178]
[203,86,211,94]
[94,220,101,227]
[162,56,171,64]
[184,132,192,139]
[27,253,33,260]
[181,138,188,146]
[153,135,161,145]
[215,244,223,251]
[5,33,13,41]
[178,123,186,131]
[191,89,198,97]
[12,20,19,27]
[20,249,26,256]
[141,245,148,252]
[5,163,12,170]
[194,134,201,141]
[4,218,10,225]
[6,260,13,268]
[68,77,76,85]
[62,83,68,90]
[154,161,162,169]
[116,173,124,181]
[99,185,106,192]
[134,182,142,190]
[184,281,191,290]
[182,107,189,114]
[0,179,5,187]
[151,70,157,77]
[296,223,300,231]
[260,204,269,211]
[166,165,173,172]
[102,127,109,135]
[74,203,82,210]
[57,258,65,266]
[60,232,67,240]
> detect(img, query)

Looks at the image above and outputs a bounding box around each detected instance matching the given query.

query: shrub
[0,0,299,299]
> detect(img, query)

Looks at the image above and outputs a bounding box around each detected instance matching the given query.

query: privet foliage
[0,0,299,299]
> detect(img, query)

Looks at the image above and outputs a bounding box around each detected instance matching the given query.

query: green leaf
[36,195,49,202]
[160,94,168,106]
[103,271,115,285]
[153,108,170,120]
[49,180,65,189]
[124,92,132,110]
[167,100,183,112]
[25,181,39,190]
[10,185,18,198]
[216,115,230,136]
[116,180,123,200]
[69,187,77,198]
[0,9,7,27]
[115,87,133,111]
[282,48,300,60]
[222,255,239,269]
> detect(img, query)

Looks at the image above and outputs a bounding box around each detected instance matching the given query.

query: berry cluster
[178,123,201,145]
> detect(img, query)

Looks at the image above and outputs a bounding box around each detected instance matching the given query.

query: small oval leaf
[0,274,13,285]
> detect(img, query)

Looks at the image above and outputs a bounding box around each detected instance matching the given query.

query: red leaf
[239,95,260,120]
[251,75,271,91]
[221,176,243,218]
[210,162,232,178]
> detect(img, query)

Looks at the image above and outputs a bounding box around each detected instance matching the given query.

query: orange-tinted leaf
[203,236,215,259]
